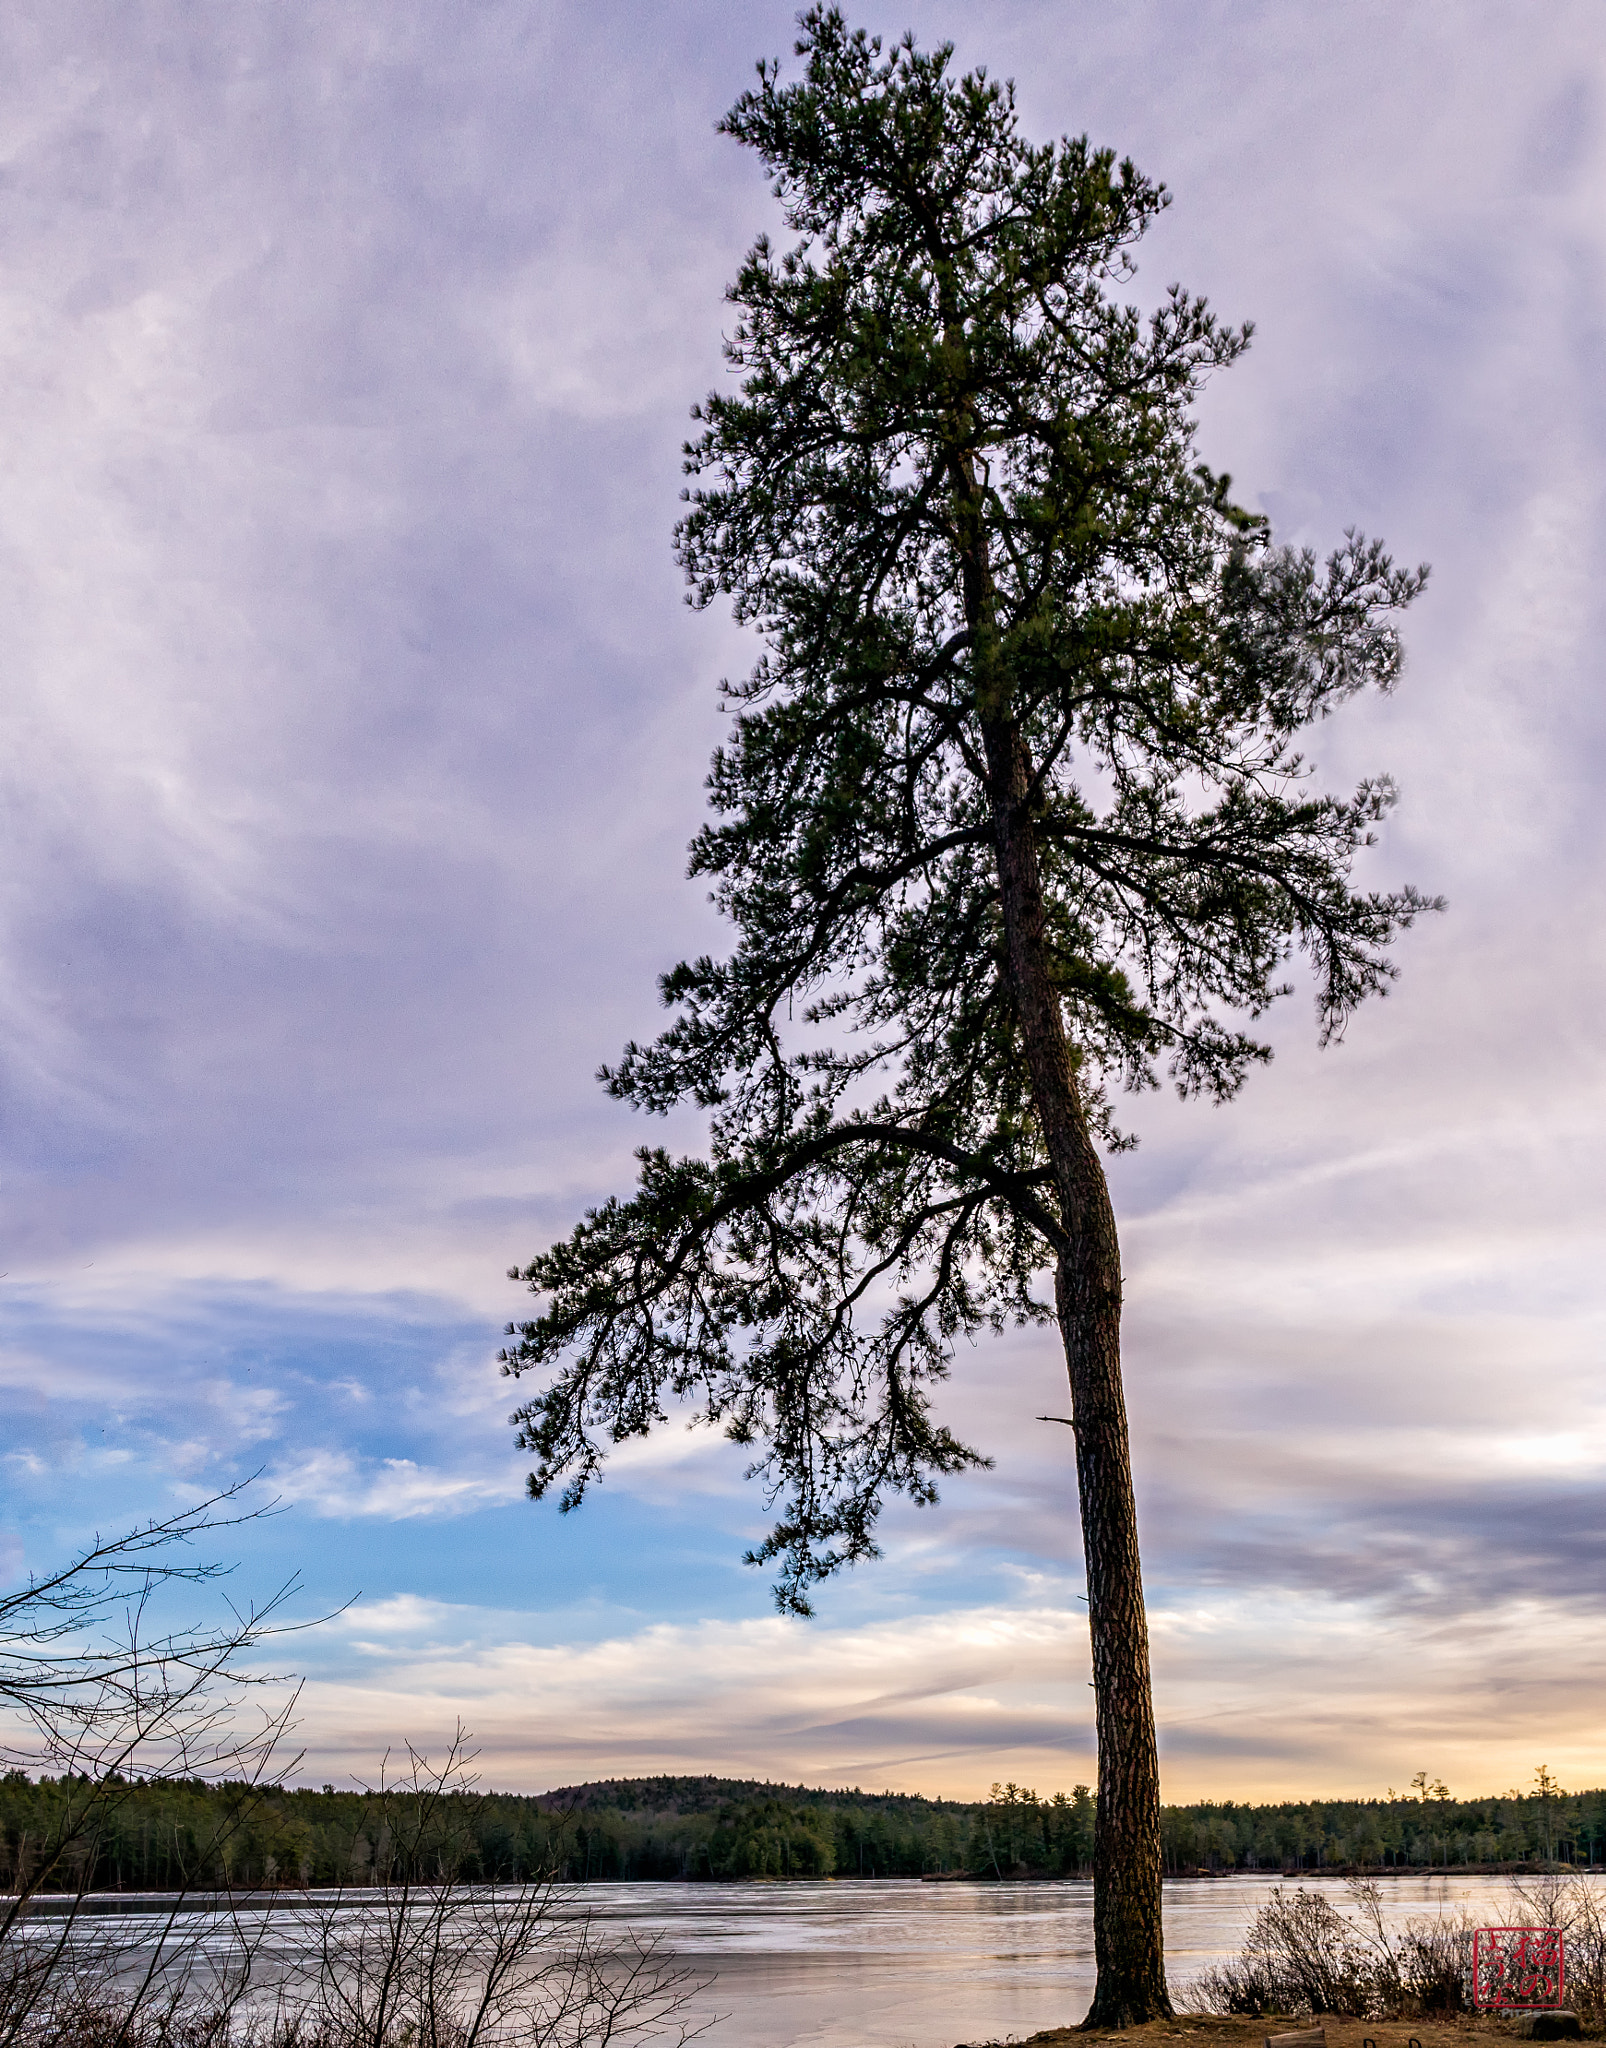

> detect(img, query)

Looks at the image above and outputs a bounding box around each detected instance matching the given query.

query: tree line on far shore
[6,1770,1603,1895]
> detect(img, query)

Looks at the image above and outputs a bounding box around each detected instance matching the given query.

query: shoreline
[8,1864,1603,1916]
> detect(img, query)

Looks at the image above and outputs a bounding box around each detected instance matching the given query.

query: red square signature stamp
[1473,1927,1565,2010]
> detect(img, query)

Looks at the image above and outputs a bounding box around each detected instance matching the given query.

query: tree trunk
[982,711,1172,2027]
[1055,1243,1171,2026]
[952,417,1170,2025]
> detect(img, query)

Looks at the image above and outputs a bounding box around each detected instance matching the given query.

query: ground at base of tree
[976,2017,1604,2048]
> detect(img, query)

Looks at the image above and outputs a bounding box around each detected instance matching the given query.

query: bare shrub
[300,1882,701,2048]
[0,1484,318,1924]
[1504,1873,1606,2026]
[1190,1881,1478,2019]
[0,1884,273,2047]
[288,1733,705,2047]
[1,1733,706,2048]
[1194,1875,1606,2022]
[1,1882,703,2048]
[2,1510,703,2048]
[0,1488,314,2047]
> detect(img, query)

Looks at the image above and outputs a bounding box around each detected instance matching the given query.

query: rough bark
[1054,1254,1171,2026]
[988,716,1172,2026]
[954,437,1172,2026]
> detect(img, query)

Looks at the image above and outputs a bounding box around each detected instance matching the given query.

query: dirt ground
[980,2016,1595,2048]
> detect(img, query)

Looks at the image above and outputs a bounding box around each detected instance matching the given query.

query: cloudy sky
[2,0,1603,1806]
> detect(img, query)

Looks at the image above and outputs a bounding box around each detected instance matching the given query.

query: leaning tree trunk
[954,415,1171,2024]
[982,710,1173,2028]
[1055,1197,1171,2026]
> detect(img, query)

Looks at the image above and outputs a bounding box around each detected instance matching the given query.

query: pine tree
[503,11,1433,2022]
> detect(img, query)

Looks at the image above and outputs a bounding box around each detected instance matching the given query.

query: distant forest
[7,1770,1606,1895]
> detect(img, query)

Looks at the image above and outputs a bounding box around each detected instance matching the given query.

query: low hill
[533,1775,972,1818]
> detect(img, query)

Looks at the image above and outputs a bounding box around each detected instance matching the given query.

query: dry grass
[1015,2019,1551,2048]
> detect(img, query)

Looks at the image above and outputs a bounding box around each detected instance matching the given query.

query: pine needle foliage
[504,8,1432,1619]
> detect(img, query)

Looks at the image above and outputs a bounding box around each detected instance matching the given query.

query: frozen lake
[25,1871,1590,2048]
[572,1873,1574,2047]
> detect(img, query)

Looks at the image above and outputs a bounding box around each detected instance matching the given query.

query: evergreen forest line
[6,1772,1605,1894]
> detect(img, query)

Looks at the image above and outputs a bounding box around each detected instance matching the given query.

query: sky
[2,0,1604,1807]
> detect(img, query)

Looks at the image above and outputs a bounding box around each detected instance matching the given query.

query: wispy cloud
[282,1578,1606,1802]
[272,1449,511,1522]
[1,0,1603,1798]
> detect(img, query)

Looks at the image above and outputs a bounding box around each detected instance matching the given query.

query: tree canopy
[503,9,1432,1612]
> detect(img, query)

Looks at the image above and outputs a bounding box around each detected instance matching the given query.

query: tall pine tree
[503,12,1433,2022]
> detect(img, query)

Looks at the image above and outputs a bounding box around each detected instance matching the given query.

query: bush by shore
[1191,1874,1606,2024]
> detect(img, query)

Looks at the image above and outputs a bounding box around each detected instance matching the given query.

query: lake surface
[575,1874,1577,2047]
[30,1872,1595,2048]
